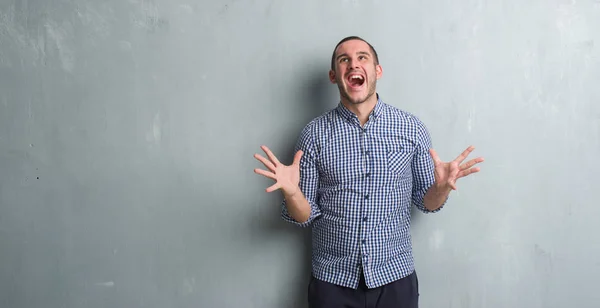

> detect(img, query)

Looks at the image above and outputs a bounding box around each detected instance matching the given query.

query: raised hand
[253,145,303,197]
[429,145,484,191]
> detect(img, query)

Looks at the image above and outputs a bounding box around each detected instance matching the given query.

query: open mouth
[346,73,365,89]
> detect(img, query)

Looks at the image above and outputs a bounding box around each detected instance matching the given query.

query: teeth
[350,75,364,81]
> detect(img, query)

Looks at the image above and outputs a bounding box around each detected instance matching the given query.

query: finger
[454,146,475,163]
[429,149,442,164]
[254,168,277,180]
[254,153,276,171]
[459,157,484,170]
[457,167,481,178]
[292,150,303,166]
[265,182,280,193]
[453,146,475,164]
[449,179,457,190]
[261,145,281,166]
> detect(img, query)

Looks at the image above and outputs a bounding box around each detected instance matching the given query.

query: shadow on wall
[258,68,334,308]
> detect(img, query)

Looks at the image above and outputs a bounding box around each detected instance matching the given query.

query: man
[253,36,483,308]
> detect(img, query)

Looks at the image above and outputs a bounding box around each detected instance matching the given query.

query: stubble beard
[337,77,377,105]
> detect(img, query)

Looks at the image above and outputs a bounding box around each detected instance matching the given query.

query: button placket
[360,127,370,267]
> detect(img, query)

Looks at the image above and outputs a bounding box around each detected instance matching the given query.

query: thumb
[429,148,441,164]
[293,150,303,166]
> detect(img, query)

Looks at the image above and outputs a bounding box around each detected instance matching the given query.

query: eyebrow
[336,51,371,61]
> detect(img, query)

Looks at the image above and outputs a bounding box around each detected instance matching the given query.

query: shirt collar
[336,93,385,122]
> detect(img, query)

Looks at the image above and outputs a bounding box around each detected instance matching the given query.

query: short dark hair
[330,36,379,71]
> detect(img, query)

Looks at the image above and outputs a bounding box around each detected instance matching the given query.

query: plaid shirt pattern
[281,96,444,289]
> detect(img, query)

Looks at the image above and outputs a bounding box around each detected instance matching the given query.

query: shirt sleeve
[411,118,446,213]
[281,122,322,227]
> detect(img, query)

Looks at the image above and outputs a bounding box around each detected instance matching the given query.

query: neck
[341,93,378,126]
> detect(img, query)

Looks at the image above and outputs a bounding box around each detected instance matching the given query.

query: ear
[375,64,383,80]
[328,69,336,84]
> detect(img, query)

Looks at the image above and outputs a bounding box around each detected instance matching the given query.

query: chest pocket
[386,143,413,176]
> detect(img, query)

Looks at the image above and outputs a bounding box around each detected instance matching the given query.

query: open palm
[253,145,303,197]
[429,146,484,191]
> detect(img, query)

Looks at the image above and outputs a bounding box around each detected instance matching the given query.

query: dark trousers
[307,271,419,308]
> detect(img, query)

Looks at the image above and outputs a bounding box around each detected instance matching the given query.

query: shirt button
[364,194,369,200]
[363,217,368,222]
[365,173,370,177]
[361,240,366,244]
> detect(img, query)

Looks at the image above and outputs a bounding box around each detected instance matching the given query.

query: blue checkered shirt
[281,96,445,289]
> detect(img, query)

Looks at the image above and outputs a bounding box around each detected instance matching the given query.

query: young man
[253,36,483,308]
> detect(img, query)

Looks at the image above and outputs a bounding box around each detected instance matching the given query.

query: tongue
[349,78,362,87]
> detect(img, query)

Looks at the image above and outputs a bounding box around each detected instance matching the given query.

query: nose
[348,58,360,69]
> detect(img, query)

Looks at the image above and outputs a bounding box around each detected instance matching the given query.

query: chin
[337,81,373,104]
[348,97,367,104]
[346,90,373,104]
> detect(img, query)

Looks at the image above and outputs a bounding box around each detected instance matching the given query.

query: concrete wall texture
[1,0,599,307]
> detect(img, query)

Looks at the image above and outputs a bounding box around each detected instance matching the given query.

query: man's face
[329,39,382,105]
